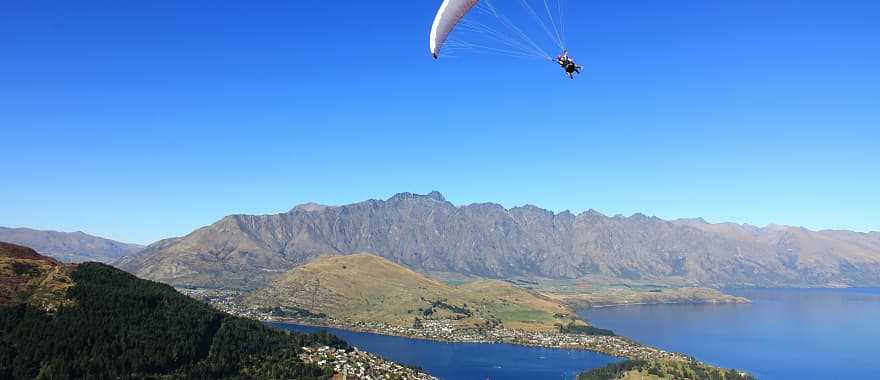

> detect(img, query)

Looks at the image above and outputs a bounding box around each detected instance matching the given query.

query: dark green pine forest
[0,262,348,379]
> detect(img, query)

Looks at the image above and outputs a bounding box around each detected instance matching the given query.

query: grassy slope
[247,253,585,332]
[0,242,75,311]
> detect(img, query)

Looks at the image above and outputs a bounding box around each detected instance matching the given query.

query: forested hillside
[0,242,347,379]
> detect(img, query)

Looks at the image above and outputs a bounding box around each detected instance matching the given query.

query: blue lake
[273,323,621,380]
[580,288,880,380]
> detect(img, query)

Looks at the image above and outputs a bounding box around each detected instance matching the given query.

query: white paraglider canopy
[430,0,481,59]
[429,0,570,61]
[430,0,480,59]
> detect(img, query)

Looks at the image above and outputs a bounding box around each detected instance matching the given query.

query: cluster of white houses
[299,346,437,380]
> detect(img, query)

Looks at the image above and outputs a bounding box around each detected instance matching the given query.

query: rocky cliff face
[0,227,143,263]
[118,192,880,289]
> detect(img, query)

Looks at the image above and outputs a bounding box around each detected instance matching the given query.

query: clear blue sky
[2,0,878,245]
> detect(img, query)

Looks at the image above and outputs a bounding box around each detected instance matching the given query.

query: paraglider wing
[430,0,480,59]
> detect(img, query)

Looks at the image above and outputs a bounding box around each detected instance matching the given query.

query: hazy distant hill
[118,192,880,289]
[246,253,584,332]
[0,242,344,379]
[0,227,143,263]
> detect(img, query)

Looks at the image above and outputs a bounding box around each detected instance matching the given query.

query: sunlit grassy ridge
[0,242,75,311]
[246,253,587,332]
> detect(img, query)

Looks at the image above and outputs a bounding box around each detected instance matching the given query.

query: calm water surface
[580,288,880,380]
[274,323,620,380]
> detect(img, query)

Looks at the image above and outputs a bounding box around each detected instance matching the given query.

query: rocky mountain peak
[387,191,448,203]
[764,223,791,232]
[579,209,607,219]
[510,204,553,215]
[675,217,709,225]
[629,212,655,221]
[291,202,329,213]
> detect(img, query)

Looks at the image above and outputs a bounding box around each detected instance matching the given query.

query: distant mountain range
[0,227,143,263]
[117,192,880,289]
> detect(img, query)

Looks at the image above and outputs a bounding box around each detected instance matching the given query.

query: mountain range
[0,227,143,263]
[117,192,880,289]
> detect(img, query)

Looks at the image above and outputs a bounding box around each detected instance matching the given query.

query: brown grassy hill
[0,242,74,311]
[245,253,583,332]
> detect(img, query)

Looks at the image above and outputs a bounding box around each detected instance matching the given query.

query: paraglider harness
[556,50,582,79]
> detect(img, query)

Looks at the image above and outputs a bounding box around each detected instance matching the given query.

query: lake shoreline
[263,316,690,363]
[581,299,751,309]
[580,288,880,380]
[278,322,624,380]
